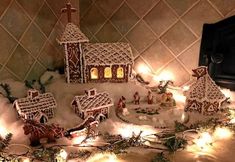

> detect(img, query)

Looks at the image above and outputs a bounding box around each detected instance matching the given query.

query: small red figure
[147,91,153,104]
[117,96,126,112]
[134,92,140,105]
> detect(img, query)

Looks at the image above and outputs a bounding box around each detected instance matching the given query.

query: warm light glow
[230,118,235,124]
[229,110,235,124]
[154,71,174,81]
[59,149,68,159]
[91,68,98,79]
[104,67,112,78]
[182,86,190,91]
[171,89,186,103]
[194,132,213,149]
[112,122,156,138]
[86,153,118,162]
[117,67,124,78]
[213,127,233,140]
[0,120,8,137]
[221,88,232,99]
[22,158,30,162]
[72,135,87,145]
[137,64,150,74]
[181,113,186,123]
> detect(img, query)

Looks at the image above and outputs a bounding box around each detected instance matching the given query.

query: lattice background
[80,0,235,86]
[0,0,79,81]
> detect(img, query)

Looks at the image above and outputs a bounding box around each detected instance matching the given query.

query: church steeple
[61,2,77,23]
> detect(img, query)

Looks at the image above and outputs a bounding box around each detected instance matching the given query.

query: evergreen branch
[0,84,17,103]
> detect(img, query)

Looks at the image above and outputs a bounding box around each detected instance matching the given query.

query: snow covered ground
[0,75,235,162]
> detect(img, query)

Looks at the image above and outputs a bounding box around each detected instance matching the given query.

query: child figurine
[117,96,126,113]
[134,92,140,105]
[147,91,153,104]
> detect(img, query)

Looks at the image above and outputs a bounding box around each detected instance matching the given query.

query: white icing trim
[79,43,84,83]
[64,44,70,83]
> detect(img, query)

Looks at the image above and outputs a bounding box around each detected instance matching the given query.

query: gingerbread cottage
[59,3,133,83]
[71,88,113,121]
[13,89,56,123]
[185,66,226,115]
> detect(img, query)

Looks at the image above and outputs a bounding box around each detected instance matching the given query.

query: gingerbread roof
[82,42,133,65]
[74,91,113,111]
[59,23,89,44]
[186,67,226,103]
[14,92,56,114]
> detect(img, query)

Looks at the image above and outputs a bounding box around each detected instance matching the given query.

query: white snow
[0,74,235,162]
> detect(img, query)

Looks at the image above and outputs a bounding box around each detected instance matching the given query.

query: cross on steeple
[61,2,77,23]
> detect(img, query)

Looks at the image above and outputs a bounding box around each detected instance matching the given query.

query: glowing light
[22,158,30,162]
[87,153,118,162]
[55,149,67,162]
[229,110,235,124]
[0,120,8,137]
[194,132,213,149]
[137,64,150,74]
[114,123,156,138]
[182,86,190,91]
[214,127,233,140]
[154,71,174,81]
[230,118,235,124]
[59,149,68,159]
[221,88,232,99]
[181,113,188,123]
[171,89,186,103]
[72,135,86,145]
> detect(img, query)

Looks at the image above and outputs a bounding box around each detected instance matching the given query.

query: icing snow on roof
[74,92,113,110]
[82,42,133,65]
[59,23,89,44]
[186,73,226,102]
[14,93,56,114]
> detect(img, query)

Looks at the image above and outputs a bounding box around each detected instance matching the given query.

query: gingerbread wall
[80,0,235,86]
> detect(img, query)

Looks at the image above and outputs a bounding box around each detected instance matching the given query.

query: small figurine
[147,91,153,104]
[117,96,126,113]
[134,92,140,105]
[23,120,64,146]
[65,116,99,139]
[160,92,176,107]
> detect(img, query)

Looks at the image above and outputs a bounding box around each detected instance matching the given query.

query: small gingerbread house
[71,88,113,121]
[185,66,226,115]
[13,89,56,122]
[59,3,133,84]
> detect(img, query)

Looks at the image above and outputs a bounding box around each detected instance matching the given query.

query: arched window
[90,68,98,79]
[104,67,112,78]
[117,67,124,78]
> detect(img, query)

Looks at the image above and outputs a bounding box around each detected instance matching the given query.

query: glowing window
[90,68,98,79]
[104,67,112,78]
[117,67,124,78]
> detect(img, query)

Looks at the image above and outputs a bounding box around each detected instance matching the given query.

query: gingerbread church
[59,3,133,84]
[185,66,227,115]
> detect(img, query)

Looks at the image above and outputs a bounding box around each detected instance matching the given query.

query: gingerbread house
[13,89,56,123]
[59,3,133,83]
[71,88,113,121]
[185,66,226,115]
